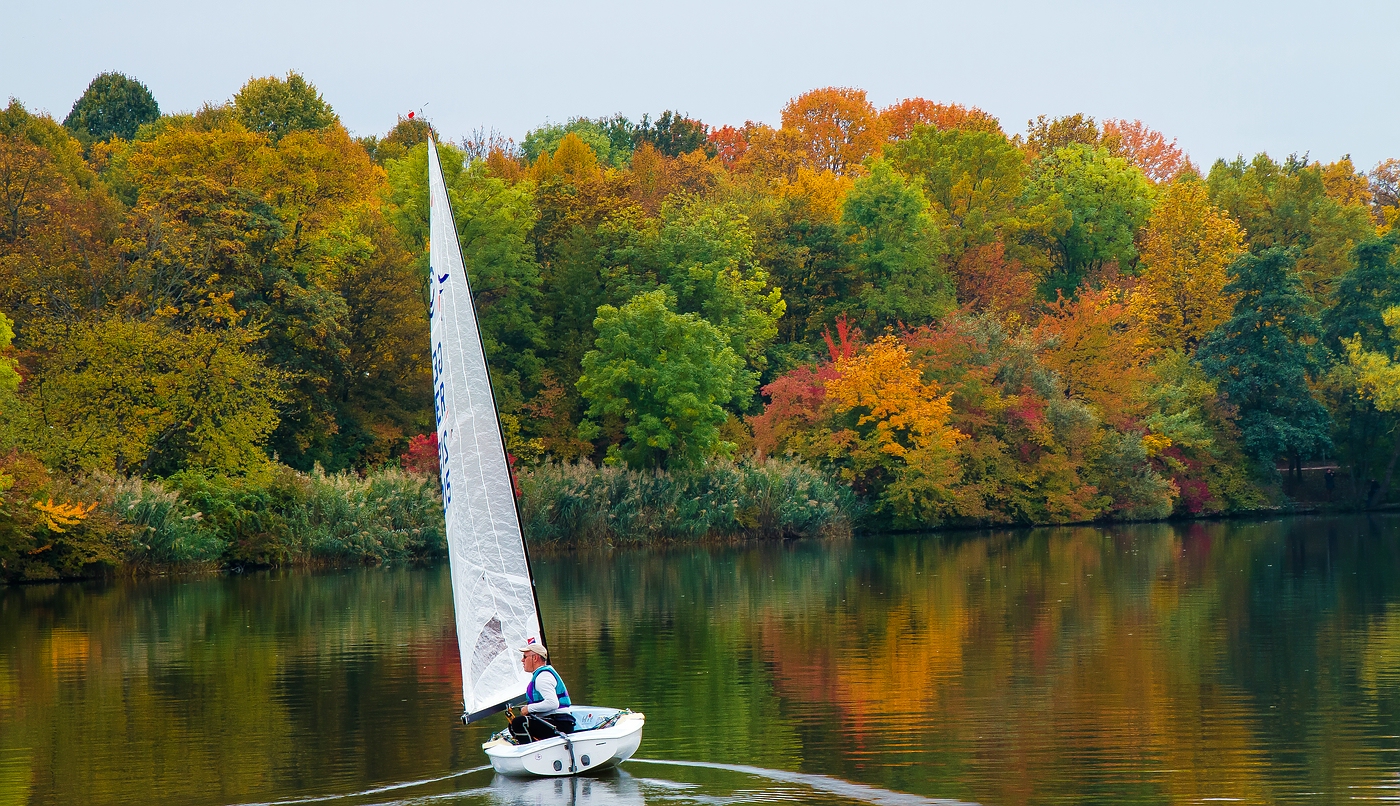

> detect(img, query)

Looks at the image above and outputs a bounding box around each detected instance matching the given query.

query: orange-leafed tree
[879,98,1001,141]
[1100,119,1189,183]
[1128,179,1244,351]
[1034,287,1153,425]
[780,87,883,176]
[824,336,966,522]
[732,123,804,180]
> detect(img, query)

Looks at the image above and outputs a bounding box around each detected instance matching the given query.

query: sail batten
[427,138,542,722]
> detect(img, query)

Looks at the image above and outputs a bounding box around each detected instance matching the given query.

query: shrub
[0,452,130,582]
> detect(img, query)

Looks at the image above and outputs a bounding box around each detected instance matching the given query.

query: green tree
[886,125,1030,255]
[577,289,744,468]
[0,312,17,392]
[1196,248,1332,473]
[839,159,953,329]
[62,72,160,147]
[1206,153,1374,300]
[750,191,850,343]
[523,117,634,169]
[1322,229,1400,353]
[18,314,285,476]
[0,312,20,448]
[1024,114,1101,156]
[597,197,785,403]
[634,111,711,158]
[1321,230,1400,503]
[233,72,337,142]
[1024,143,1154,297]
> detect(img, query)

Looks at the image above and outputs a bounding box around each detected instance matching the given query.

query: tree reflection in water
[4,515,1400,805]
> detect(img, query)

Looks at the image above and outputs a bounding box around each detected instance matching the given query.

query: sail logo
[430,341,452,507]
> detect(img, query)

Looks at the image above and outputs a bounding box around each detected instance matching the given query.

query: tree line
[2,71,1399,576]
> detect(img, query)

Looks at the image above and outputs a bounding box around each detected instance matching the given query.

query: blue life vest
[526,664,571,708]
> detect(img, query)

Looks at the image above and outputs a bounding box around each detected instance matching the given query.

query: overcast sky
[4,0,1397,169]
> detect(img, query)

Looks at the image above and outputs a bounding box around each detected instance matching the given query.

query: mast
[427,136,546,723]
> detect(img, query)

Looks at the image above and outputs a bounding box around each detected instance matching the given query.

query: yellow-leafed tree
[1129,179,1245,351]
[1343,306,1400,502]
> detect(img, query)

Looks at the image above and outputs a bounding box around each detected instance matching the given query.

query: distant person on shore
[508,638,575,743]
[1326,469,1336,501]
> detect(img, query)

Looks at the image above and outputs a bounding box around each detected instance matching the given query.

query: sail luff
[427,137,543,722]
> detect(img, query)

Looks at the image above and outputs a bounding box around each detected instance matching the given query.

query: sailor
[508,638,576,743]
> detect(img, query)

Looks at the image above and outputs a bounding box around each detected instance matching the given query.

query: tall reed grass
[62,458,853,577]
[517,459,857,548]
[101,466,446,568]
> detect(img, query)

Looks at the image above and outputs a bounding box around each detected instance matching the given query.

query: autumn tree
[780,87,883,176]
[233,72,338,142]
[577,289,745,468]
[1371,159,1399,229]
[879,99,1001,140]
[63,72,160,146]
[708,125,748,169]
[1207,153,1374,300]
[823,336,965,524]
[0,102,127,332]
[361,114,436,165]
[1024,114,1099,158]
[1341,305,1400,503]
[105,105,426,470]
[1129,179,1245,351]
[1033,287,1153,424]
[1100,119,1189,183]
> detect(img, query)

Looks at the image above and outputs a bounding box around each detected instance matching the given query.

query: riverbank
[4,453,1395,583]
[0,458,857,583]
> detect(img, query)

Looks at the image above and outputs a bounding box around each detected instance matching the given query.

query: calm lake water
[5,515,1400,805]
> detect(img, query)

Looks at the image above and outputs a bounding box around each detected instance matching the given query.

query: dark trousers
[509,712,575,744]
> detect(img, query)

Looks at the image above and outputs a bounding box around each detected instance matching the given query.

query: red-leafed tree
[1100,119,1189,183]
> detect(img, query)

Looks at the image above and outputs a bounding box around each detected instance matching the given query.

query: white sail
[427,137,543,722]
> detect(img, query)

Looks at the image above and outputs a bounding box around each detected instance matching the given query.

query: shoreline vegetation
[0,457,1377,583]
[4,72,1400,582]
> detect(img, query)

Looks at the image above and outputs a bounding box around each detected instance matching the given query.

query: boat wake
[226,759,978,806]
[230,766,492,806]
[628,759,980,806]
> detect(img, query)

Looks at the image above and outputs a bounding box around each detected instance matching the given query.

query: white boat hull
[483,707,644,778]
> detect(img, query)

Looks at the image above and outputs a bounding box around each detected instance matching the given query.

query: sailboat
[426,137,645,777]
